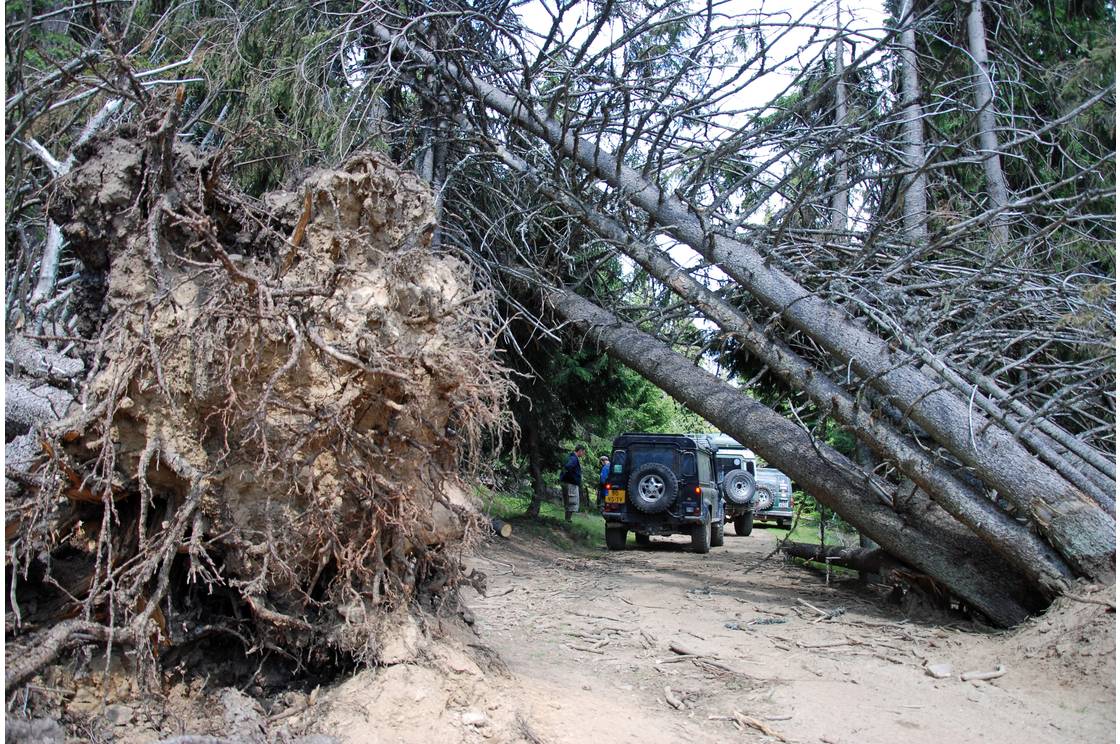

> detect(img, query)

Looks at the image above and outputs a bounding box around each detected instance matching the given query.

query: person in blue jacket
[559,445,586,522]
[597,455,611,509]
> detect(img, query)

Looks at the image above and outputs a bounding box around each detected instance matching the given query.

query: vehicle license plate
[605,490,625,503]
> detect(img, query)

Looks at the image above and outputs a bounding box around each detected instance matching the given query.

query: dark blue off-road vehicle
[601,433,724,553]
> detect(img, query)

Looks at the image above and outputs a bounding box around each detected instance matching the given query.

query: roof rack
[612,432,715,452]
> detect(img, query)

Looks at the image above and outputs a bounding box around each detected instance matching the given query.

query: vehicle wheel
[605,527,627,551]
[627,463,679,514]
[635,532,651,546]
[710,518,725,547]
[754,487,774,511]
[734,514,753,536]
[691,516,711,554]
[779,519,792,531]
[720,469,756,506]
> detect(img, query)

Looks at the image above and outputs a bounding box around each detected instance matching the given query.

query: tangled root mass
[8,109,511,682]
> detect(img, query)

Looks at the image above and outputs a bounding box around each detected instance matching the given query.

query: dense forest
[4,0,1114,722]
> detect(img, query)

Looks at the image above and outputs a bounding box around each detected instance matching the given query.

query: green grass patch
[759,517,854,547]
[481,491,606,552]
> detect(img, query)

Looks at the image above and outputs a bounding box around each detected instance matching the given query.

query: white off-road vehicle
[705,434,759,536]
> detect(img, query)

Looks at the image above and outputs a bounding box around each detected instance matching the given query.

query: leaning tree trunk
[373,24,1114,581]
[966,0,1011,248]
[494,144,1074,598]
[544,285,1043,627]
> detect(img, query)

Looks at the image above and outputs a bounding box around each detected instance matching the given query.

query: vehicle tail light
[694,486,701,495]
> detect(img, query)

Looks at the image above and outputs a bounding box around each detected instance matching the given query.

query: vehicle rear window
[681,452,697,478]
[697,453,712,483]
[610,450,626,475]
[716,455,753,479]
[629,446,676,472]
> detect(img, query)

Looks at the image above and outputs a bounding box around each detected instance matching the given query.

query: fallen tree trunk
[372,24,1115,580]
[492,144,1074,599]
[781,542,904,575]
[545,284,1041,627]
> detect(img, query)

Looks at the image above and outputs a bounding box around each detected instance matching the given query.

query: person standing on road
[560,445,586,522]
[597,455,611,509]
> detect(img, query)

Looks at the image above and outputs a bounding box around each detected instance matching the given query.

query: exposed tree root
[6,96,512,687]
[5,620,116,693]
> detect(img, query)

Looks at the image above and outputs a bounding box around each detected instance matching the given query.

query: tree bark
[6,620,116,693]
[545,284,1041,627]
[854,442,882,584]
[494,145,1074,597]
[782,542,904,575]
[966,0,1011,247]
[898,0,929,243]
[524,417,547,519]
[372,24,1113,579]
[831,0,849,234]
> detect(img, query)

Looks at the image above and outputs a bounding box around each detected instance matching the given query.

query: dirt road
[463,527,1115,744]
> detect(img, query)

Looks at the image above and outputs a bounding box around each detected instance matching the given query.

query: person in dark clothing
[559,445,586,522]
[597,455,611,509]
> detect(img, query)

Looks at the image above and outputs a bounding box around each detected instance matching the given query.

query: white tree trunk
[967,0,1010,247]
[898,0,929,243]
[830,0,848,234]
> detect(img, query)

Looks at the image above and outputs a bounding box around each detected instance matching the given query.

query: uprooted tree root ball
[7,109,512,690]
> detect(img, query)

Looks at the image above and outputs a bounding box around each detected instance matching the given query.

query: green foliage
[581,365,716,460]
[192,4,356,194]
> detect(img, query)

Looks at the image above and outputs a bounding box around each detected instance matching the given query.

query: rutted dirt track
[25,522,1113,741]
[460,527,1115,744]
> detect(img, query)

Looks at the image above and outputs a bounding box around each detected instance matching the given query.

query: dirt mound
[7,101,510,698]
[1009,585,1115,686]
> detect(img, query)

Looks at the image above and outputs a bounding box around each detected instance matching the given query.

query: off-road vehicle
[706,434,759,536]
[601,433,724,553]
[753,466,794,529]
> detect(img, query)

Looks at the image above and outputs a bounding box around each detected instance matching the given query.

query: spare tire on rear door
[721,469,756,506]
[627,462,678,514]
[754,486,774,511]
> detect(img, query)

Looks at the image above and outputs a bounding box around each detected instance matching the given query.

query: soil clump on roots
[5,101,511,737]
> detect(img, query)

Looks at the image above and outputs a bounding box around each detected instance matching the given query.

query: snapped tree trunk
[544,284,1042,627]
[494,144,1074,598]
[373,24,1114,580]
